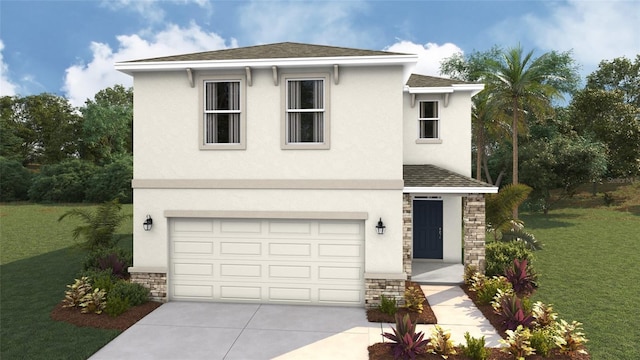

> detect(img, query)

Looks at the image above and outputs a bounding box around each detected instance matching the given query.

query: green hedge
[0,157,32,201]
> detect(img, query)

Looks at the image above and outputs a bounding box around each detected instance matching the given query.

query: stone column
[463,194,486,272]
[402,193,412,279]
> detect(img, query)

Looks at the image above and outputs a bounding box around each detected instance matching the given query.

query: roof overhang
[115,54,419,75]
[403,186,498,194]
[405,83,485,97]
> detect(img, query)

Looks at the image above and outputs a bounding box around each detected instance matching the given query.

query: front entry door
[413,200,443,259]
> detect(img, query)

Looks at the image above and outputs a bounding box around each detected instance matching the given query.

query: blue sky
[1,0,638,106]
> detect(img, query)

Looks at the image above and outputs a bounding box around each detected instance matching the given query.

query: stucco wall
[402,91,472,176]
[132,65,405,180]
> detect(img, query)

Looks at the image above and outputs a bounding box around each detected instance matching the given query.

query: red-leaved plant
[382,313,429,360]
[98,253,128,279]
[499,294,534,331]
[504,259,538,296]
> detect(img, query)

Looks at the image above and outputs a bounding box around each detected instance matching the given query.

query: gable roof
[403,165,497,194]
[405,74,484,95]
[129,42,408,63]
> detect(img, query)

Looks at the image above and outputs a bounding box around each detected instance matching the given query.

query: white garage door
[169,218,365,305]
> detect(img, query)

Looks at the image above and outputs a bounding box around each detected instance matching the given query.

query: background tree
[79,85,133,164]
[569,56,640,178]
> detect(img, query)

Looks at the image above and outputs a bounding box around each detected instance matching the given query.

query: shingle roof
[406,74,478,87]
[128,42,409,63]
[403,164,495,188]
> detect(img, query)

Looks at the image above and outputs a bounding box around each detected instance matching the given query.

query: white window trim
[198,73,247,150]
[416,100,442,144]
[281,73,331,150]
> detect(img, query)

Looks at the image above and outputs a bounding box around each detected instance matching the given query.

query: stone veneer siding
[402,193,413,279]
[130,272,168,302]
[365,278,405,309]
[463,194,486,272]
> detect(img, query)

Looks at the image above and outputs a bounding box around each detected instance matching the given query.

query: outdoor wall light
[376,218,386,235]
[143,215,153,231]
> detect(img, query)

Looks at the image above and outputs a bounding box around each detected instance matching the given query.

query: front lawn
[0,203,133,359]
[523,206,640,359]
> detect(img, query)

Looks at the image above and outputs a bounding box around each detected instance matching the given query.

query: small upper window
[286,79,325,144]
[419,101,439,139]
[204,81,241,144]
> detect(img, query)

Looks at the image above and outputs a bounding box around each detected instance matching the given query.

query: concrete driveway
[89,285,501,360]
[89,302,382,360]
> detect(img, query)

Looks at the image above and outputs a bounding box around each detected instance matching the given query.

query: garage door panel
[269,287,312,302]
[220,242,262,255]
[318,222,363,236]
[268,265,311,279]
[318,243,362,258]
[268,221,312,234]
[220,220,262,234]
[268,243,311,256]
[318,288,362,304]
[220,264,262,277]
[220,286,262,301]
[318,266,362,280]
[173,284,214,298]
[173,241,214,255]
[174,218,214,233]
[174,263,214,276]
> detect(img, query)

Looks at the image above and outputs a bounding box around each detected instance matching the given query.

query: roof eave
[403,186,498,194]
[115,54,419,75]
[405,83,485,95]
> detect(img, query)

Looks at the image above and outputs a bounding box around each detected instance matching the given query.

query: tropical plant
[109,281,149,307]
[79,288,107,314]
[555,319,589,355]
[379,294,398,316]
[476,276,512,305]
[382,313,429,360]
[463,265,477,285]
[484,46,578,218]
[104,296,130,318]
[491,287,514,314]
[532,301,558,329]
[403,286,424,314]
[58,200,129,250]
[498,294,534,331]
[460,332,489,360]
[485,184,541,250]
[97,253,129,279]
[500,325,536,360]
[426,325,457,359]
[504,258,538,296]
[62,277,92,308]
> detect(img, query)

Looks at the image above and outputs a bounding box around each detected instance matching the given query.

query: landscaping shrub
[485,241,534,277]
[382,313,428,359]
[530,328,556,357]
[0,157,32,201]
[104,296,130,317]
[109,280,149,306]
[80,288,107,314]
[89,270,116,293]
[403,285,424,314]
[532,301,558,329]
[378,294,398,316]
[62,277,92,308]
[85,155,133,203]
[498,294,534,331]
[83,247,132,272]
[28,159,97,202]
[500,325,535,359]
[426,325,457,358]
[476,276,512,305]
[555,319,589,356]
[460,332,489,360]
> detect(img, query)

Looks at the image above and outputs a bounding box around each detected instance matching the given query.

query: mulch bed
[50,301,162,331]
[368,343,589,360]
[366,281,437,324]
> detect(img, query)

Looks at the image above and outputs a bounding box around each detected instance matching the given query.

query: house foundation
[129,270,168,302]
[463,194,486,272]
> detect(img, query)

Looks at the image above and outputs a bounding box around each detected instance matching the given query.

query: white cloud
[385,40,463,77]
[63,22,236,107]
[100,0,213,23]
[0,40,18,96]
[493,0,639,73]
[238,0,372,47]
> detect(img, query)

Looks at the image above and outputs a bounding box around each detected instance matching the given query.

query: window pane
[288,80,322,110]
[420,120,438,138]
[420,101,438,118]
[287,112,323,143]
[205,114,240,144]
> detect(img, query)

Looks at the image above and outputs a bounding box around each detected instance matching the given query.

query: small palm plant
[486,184,542,250]
[382,313,429,360]
[58,200,129,250]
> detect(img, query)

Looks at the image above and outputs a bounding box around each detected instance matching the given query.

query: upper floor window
[282,75,330,149]
[205,81,241,144]
[419,101,439,139]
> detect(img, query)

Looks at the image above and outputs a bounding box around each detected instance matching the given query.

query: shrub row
[0,156,132,203]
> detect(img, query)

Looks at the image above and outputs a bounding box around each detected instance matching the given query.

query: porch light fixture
[375,218,386,235]
[143,215,153,231]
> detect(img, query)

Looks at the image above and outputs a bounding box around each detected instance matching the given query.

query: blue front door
[413,200,443,259]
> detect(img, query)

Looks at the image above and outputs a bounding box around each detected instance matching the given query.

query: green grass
[522,205,640,359]
[0,203,133,359]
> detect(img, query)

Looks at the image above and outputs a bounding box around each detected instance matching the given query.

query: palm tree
[471,91,509,183]
[484,46,562,218]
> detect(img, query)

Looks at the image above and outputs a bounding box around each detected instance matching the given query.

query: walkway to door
[411,260,464,284]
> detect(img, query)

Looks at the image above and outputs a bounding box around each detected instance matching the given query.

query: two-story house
[115,42,496,308]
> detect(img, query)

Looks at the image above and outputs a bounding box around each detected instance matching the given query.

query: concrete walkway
[89,285,500,360]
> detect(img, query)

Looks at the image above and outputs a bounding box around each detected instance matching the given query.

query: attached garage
[169,217,365,306]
